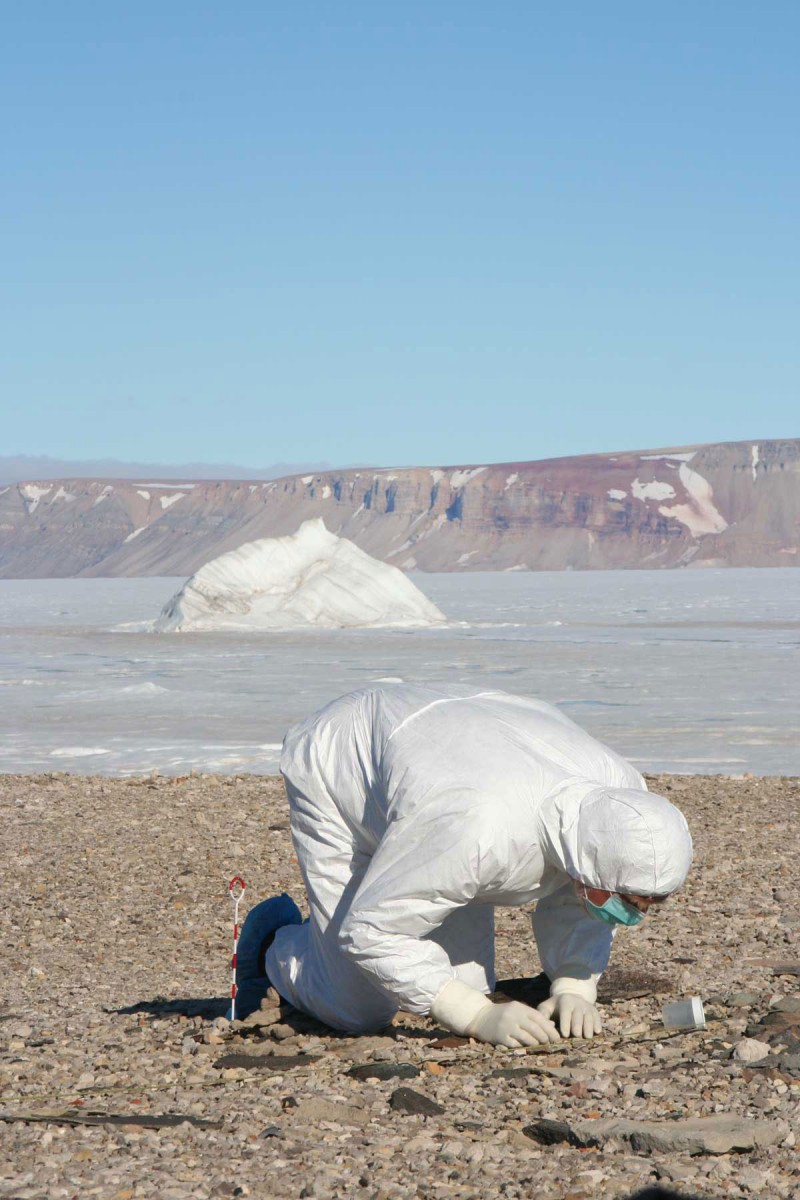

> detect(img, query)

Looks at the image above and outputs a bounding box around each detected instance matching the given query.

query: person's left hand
[537,993,601,1038]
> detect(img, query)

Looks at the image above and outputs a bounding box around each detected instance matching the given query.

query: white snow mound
[155,519,446,632]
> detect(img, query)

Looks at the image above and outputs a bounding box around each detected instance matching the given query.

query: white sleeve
[338,800,507,1014]
[531,881,613,1004]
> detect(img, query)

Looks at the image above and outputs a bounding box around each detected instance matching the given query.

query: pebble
[734,1038,771,1063]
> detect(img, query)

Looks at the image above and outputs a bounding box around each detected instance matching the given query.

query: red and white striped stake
[228,876,246,1021]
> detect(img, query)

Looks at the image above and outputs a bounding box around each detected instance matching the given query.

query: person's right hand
[537,993,601,1039]
[468,999,561,1047]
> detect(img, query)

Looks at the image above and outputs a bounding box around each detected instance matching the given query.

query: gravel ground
[1,771,799,1200]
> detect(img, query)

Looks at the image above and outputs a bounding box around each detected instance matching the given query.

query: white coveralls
[265,685,691,1033]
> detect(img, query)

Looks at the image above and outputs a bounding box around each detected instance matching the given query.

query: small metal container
[661,996,706,1031]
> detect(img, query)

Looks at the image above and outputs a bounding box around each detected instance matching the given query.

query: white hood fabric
[265,685,692,1032]
[537,780,692,896]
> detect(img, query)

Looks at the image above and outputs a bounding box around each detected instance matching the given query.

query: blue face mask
[583,893,644,927]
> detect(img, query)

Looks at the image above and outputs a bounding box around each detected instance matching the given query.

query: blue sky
[2,3,797,469]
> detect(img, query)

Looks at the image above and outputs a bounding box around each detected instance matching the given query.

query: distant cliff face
[0,439,797,578]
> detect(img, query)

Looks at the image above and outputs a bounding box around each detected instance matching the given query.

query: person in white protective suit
[236,685,693,1045]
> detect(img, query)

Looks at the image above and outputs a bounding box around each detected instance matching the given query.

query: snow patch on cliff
[631,478,676,502]
[607,488,627,500]
[159,493,186,511]
[21,485,52,512]
[450,467,486,488]
[658,463,728,537]
[751,444,760,482]
[155,518,446,632]
[640,452,696,462]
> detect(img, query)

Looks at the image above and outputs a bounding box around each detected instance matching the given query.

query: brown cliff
[0,438,797,578]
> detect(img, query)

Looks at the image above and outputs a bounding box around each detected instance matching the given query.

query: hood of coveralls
[536,780,693,896]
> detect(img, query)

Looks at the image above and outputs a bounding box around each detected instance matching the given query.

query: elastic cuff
[429,978,493,1036]
[550,972,598,1004]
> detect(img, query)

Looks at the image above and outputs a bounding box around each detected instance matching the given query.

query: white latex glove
[537,993,601,1039]
[470,998,561,1047]
[430,979,560,1048]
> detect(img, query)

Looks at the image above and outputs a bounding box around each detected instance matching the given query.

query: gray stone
[268,1022,302,1040]
[389,1088,445,1117]
[239,1007,283,1028]
[293,1097,370,1126]
[770,995,800,1013]
[725,992,761,1007]
[523,1114,784,1155]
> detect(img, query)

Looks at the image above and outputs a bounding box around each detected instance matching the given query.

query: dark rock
[772,964,800,976]
[389,1087,445,1117]
[213,1053,321,1070]
[0,1110,221,1130]
[491,1067,535,1079]
[260,1125,283,1138]
[347,1062,420,1082]
[762,1010,800,1033]
[524,1118,574,1146]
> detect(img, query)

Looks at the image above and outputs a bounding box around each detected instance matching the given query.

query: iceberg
[155,519,446,632]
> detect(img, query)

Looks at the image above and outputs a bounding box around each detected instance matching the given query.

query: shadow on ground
[113,995,230,1019]
[625,1189,710,1200]
[113,966,674,1025]
[496,967,675,1006]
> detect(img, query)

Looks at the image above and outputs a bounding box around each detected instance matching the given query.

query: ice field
[0,568,797,776]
